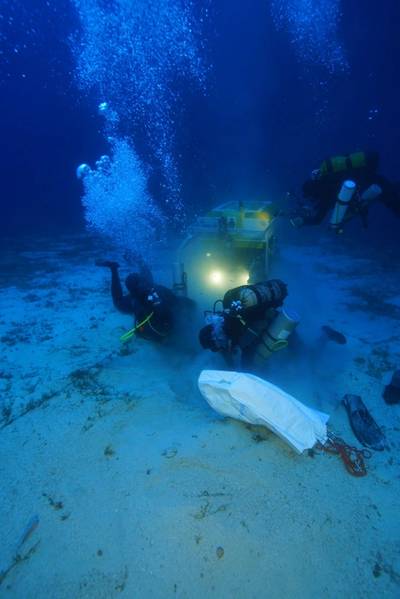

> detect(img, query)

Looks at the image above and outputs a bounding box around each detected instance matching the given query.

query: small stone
[216,546,224,559]
[162,447,177,459]
[104,445,115,457]
[373,563,382,578]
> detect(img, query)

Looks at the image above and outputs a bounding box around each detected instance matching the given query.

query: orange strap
[317,435,371,477]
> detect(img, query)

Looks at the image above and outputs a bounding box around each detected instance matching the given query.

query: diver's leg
[381,181,400,217]
[300,202,330,226]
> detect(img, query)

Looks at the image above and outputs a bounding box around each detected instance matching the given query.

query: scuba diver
[291,151,400,232]
[96,256,181,343]
[199,279,299,370]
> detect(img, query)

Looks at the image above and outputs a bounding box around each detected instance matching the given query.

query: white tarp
[198,370,329,454]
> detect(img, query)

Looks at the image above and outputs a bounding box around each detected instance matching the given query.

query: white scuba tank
[254,307,300,364]
[360,183,382,203]
[330,180,356,231]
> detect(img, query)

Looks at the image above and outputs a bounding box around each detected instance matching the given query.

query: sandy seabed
[0,230,399,599]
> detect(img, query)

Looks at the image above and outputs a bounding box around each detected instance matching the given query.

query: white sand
[0,231,399,598]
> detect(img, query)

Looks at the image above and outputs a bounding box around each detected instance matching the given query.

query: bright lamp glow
[209,270,224,284]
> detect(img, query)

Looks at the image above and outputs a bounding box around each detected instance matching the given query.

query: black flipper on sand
[342,394,386,451]
[321,325,347,344]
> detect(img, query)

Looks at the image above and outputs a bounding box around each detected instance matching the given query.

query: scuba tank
[319,152,376,177]
[330,180,356,232]
[214,280,288,357]
[360,183,382,203]
[223,280,287,315]
[254,308,300,365]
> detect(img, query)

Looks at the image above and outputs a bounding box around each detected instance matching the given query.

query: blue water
[1,2,400,597]
[1,0,399,236]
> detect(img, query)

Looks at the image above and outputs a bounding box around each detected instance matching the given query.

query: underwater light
[258,211,270,222]
[209,270,224,285]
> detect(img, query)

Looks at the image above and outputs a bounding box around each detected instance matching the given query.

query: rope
[317,433,372,477]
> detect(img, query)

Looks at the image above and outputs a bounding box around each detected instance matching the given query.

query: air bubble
[270,0,348,73]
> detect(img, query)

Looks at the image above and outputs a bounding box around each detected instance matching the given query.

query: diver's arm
[221,346,241,370]
[96,259,134,314]
[108,264,122,302]
[299,179,333,225]
[110,266,134,314]
[300,201,331,225]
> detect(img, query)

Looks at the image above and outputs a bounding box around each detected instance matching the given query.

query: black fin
[342,394,385,451]
[322,325,347,344]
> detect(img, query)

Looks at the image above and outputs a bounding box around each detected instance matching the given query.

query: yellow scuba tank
[320,152,368,177]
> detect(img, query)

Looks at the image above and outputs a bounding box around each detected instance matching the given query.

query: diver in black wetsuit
[96,258,178,342]
[291,151,400,228]
[198,279,291,369]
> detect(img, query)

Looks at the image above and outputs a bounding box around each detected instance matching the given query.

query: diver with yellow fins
[291,151,400,232]
[199,279,299,369]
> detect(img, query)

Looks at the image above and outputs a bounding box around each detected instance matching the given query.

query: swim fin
[322,325,347,344]
[342,394,385,451]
